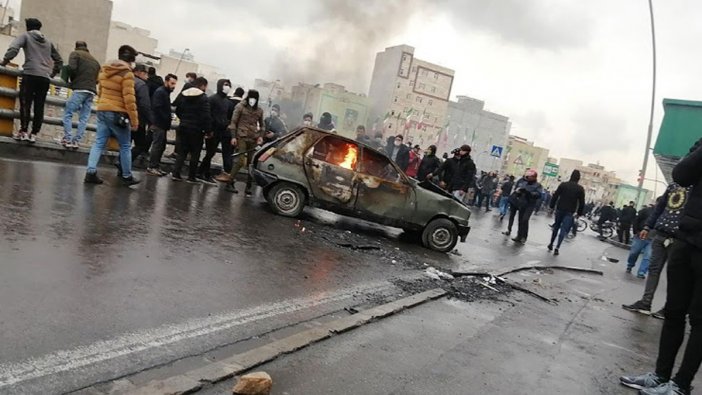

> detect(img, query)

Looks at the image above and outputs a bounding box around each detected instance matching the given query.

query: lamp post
[174,48,190,75]
[636,0,657,206]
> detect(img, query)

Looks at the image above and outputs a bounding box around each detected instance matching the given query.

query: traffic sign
[490,145,503,158]
[543,162,560,177]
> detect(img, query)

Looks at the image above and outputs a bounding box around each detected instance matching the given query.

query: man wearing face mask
[226,89,264,195]
[386,134,410,171]
[263,103,288,143]
[146,73,177,176]
[301,112,314,128]
[448,145,477,202]
[197,79,234,184]
[181,72,197,92]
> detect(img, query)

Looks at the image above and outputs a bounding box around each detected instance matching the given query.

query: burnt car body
[250,127,471,252]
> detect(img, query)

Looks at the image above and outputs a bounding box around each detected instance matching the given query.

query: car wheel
[267,182,306,217]
[421,218,458,253]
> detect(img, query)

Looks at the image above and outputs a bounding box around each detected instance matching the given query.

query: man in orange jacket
[84,45,140,186]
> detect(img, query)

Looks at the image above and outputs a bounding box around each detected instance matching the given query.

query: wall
[20,0,113,63]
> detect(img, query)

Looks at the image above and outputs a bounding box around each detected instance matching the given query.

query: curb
[91,288,446,395]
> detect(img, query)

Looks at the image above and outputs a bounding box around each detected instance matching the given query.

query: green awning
[653,98,702,182]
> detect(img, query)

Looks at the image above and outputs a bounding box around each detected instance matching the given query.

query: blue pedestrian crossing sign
[490,145,503,158]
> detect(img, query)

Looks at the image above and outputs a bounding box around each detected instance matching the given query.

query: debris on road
[600,255,620,263]
[232,371,272,395]
[424,267,455,281]
[494,266,604,277]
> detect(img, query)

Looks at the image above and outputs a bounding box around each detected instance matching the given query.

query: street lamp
[174,48,190,75]
[636,0,656,206]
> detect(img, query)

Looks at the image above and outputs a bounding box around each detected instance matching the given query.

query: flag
[404,107,414,130]
[382,112,391,124]
[416,112,426,130]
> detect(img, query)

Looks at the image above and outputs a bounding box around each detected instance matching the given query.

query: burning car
[250,128,471,252]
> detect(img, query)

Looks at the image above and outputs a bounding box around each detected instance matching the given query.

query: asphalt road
[0,157,662,394]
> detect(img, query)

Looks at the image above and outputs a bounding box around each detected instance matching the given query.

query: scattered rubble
[232,372,272,395]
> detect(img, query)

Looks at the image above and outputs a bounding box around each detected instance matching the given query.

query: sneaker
[619,372,665,390]
[61,138,70,147]
[84,172,104,185]
[12,130,22,140]
[28,133,36,143]
[502,231,511,236]
[499,215,504,221]
[19,131,29,141]
[640,381,689,395]
[637,273,647,279]
[554,248,560,256]
[245,189,253,197]
[120,176,140,187]
[197,175,217,185]
[146,168,163,176]
[114,163,123,178]
[547,244,553,251]
[186,177,200,184]
[622,301,652,315]
[71,140,80,149]
[511,237,525,244]
[225,183,239,194]
[214,173,232,183]
[652,309,665,320]
[626,267,633,274]
[158,169,168,176]
[171,174,183,181]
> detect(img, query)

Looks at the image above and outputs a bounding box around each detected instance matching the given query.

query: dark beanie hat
[75,41,88,50]
[26,18,42,31]
[233,87,245,97]
[570,169,581,182]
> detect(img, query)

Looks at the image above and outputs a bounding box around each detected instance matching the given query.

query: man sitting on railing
[1,17,63,143]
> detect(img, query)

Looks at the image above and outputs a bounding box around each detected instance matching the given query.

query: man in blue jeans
[62,41,100,148]
[499,175,515,220]
[84,45,140,186]
[626,204,655,278]
[547,170,585,256]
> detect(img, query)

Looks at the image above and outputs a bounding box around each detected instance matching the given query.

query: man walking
[620,138,702,395]
[172,77,212,183]
[146,73,177,176]
[625,203,655,278]
[503,169,543,243]
[623,184,690,317]
[1,18,62,142]
[547,170,585,256]
[61,41,99,149]
[226,89,264,195]
[198,79,234,184]
[499,175,515,220]
[84,45,139,186]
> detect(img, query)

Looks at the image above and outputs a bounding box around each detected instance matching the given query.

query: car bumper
[458,225,471,242]
[251,168,278,188]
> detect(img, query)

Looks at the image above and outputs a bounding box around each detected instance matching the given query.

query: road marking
[0,280,395,388]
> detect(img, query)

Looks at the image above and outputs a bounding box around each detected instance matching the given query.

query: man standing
[619,201,638,244]
[499,175,515,220]
[1,18,62,142]
[317,112,335,132]
[448,145,477,202]
[226,89,264,195]
[172,77,212,183]
[146,73,177,176]
[547,170,585,256]
[128,64,153,165]
[387,134,410,172]
[199,79,234,184]
[417,145,441,182]
[263,103,288,143]
[61,41,99,148]
[181,72,197,91]
[214,86,245,182]
[405,145,421,178]
[146,67,163,97]
[626,203,655,278]
[301,112,314,128]
[620,138,702,395]
[438,149,460,190]
[622,183,690,317]
[355,125,371,145]
[503,169,543,243]
[598,201,618,239]
[479,172,498,212]
[84,45,139,186]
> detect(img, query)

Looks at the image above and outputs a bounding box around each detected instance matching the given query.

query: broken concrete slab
[232,371,272,395]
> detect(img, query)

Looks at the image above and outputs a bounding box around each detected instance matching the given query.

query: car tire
[267,182,306,217]
[421,218,459,253]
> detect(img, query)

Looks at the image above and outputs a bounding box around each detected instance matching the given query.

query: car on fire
[249,127,471,252]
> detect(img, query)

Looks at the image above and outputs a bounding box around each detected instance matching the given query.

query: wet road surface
[0,157,664,394]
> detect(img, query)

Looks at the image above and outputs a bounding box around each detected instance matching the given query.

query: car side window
[310,136,359,171]
[360,149,402,183]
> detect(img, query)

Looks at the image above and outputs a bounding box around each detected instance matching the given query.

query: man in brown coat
[84,45,140,186]
[226,89,264,195]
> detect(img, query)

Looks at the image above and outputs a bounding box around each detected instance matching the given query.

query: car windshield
[310,136,359,171]
[360,148,402,183]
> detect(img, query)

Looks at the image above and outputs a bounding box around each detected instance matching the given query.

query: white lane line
[0,280,394,388]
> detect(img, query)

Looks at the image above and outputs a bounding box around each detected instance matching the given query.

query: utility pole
[174,48,190,76]
[636,0,657,207]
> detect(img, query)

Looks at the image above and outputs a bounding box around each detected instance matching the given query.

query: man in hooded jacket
[547,170,585,255]
[2,18,63,142]
[214,87,245,183]
[417,145,441,181]
[172,77,212,183]
[198,79,234,184]
[226,89,264,195]
[503,169,543,243]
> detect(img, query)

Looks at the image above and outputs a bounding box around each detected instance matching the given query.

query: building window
[434,72,439,79]
[396,83,400,88]
[416,96,423,104]
[421,69,428,76]
[399,68,405,75]
[419,83,425,90]
[411,66,416,73]
[391,111,395,116]
[428,99,433,106]
[409,80,414,87]
[393,97,398,103]
[406,93,412,99]
[431,86,436,93]
[402,55,407,61]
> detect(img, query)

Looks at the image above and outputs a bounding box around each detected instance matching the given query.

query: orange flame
[339,145,358,170]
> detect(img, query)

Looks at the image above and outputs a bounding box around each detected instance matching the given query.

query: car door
[354,147,417,226]
[303,135,359,210]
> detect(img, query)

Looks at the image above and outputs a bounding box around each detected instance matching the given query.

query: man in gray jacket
[1,18,62,142]
[62,41,99,148]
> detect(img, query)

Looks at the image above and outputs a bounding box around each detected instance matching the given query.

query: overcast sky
[14,0,702,191]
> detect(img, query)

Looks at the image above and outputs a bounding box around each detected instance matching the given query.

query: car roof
[292,126,385,154]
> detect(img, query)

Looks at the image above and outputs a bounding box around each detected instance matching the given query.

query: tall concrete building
[368,45,454,148]
[106,21,157,61]
[446,95,511,172]
[502,136,550,179]
[20,0,113,63]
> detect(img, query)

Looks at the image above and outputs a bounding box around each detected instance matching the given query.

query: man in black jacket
[620,201,638,244]
[172,77,212,183]
[547,170,585,255]
[387,134,410,171]
[198,79,234,184]
[598,202,617,239]
[264,104,288,143]
[146,74,177,176]
[417,145,441,181]
[620,138,702,395]
[146,67,163,98]
[129,64,153,165]
[438,149,459,190]
[448,145,476,202]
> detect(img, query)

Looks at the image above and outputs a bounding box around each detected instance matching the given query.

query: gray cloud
[570,106,629,156]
